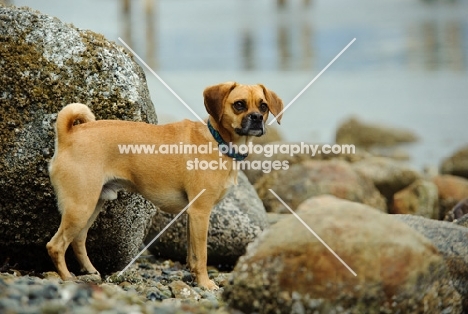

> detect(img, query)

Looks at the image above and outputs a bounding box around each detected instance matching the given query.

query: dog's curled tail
[56,103,95,145]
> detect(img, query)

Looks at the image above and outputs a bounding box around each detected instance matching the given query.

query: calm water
[12,0,468,170]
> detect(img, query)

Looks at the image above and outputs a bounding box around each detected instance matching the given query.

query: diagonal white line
[118,37,206,125]
[117,189,206,277]
[268,38,356,125]
[268,189,357,277]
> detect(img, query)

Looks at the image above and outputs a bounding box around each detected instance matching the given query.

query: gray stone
[351,157,421,201]
[146,171,268,268]
[455,214,468,228]
[0,6,158,274]
[393,214,468,310]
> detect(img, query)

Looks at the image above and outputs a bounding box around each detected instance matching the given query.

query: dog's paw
[63,272,76,281]
[199,279,219,291]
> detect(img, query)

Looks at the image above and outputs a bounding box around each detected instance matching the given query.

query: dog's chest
[216,168,238,202]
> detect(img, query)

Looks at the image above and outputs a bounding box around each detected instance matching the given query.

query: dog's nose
[248,113,263,121]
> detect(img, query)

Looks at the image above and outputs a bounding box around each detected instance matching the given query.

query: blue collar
[207,119,248,161]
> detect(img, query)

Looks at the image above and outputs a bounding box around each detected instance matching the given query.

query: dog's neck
[207,118,250,161]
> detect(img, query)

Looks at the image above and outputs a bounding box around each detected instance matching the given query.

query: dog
[46,82,283,290]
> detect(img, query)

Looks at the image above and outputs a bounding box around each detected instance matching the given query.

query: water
[12,0,468,170]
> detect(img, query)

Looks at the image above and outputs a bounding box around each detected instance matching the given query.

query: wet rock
[391,179,439,219]
[433,175,468,220]
[224,196,461,314]
[255,159,386,213]
[335,116,418,148]
[393,214,468,311]
[351,157,421,201]
[146,171,268,268]
[0,6,158,274]
[440,145,468,179]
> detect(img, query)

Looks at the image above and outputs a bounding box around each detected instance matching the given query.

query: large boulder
[146,172,269,268]
[440,145,468,179]
[393,214,468,311]
[224,196,461,313]
[255,159,387,213]
[0,6,158,274]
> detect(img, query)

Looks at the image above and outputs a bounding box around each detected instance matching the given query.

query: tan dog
[47,82,283,290]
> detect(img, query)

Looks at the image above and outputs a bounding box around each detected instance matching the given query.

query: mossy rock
[0,6,158,274]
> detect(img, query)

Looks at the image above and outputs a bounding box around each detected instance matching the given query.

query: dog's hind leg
[47,192,101,280]
[71,199,105,276]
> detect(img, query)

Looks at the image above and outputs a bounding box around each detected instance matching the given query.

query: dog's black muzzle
[235,112,265,137]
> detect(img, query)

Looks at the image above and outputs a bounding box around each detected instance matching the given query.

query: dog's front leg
[186,203,218,290]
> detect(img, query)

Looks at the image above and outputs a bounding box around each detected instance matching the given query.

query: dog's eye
[233,101,246,111]
[259,103,268,112]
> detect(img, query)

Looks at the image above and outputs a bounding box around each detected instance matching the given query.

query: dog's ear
[260,85,284,124]
[203,82,237,122]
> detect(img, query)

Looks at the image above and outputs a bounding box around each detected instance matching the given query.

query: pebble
[0,259,229,313]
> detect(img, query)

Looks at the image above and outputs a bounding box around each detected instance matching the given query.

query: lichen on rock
[0,5,157,274]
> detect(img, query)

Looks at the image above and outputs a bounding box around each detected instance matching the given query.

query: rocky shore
[0,258,231,314]
[1,4,468,314]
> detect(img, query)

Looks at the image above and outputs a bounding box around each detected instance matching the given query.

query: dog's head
[203,82,283,138]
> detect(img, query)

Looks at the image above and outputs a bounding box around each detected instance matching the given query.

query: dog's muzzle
[235,113,265,137]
